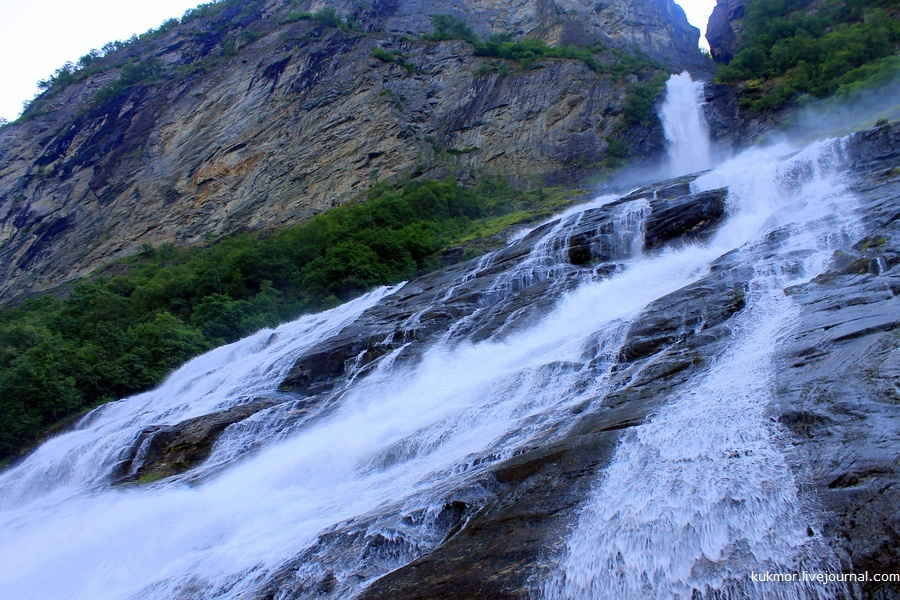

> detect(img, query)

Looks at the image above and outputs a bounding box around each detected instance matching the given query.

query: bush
[473,37,600,71]
[0,177,542,459]
[623,73,668,126]
[371,48,420,75]
[93,57,163,105]
[282,7,353,30]
[425,14,477,43]
[715,0,900,111]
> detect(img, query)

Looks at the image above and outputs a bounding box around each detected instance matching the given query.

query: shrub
[473,37,601,71]
[282,7,353,30]
[92,57,163,105]
[714,0,900,111]
[425,14,477,43]
[623,73,668,126]
[371,48,420,75]
[0,177,548,459]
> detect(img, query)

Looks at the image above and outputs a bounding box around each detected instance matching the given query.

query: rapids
[0,73,881,600]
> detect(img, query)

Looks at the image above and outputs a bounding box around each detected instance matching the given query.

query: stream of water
[0,74,862,599]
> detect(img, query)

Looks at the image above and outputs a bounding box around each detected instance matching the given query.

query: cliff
[705,0,747,63]
[0,0,707,305]
[704,0,898,124]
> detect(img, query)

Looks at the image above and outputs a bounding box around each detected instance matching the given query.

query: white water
[544,114,858,597]
[660,71,712,176]
[0,76,863,599]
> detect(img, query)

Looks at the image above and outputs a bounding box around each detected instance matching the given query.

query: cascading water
[660,71,713,176]
[544,144,856,600]
[543,76,858,599]
[0,72,871,599]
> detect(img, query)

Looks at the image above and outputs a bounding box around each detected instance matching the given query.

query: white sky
[0,0,716,123]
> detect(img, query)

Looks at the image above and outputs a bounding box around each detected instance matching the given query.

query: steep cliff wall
[0,0,706,305]
[298,0,706,70]
[705,0,747,63]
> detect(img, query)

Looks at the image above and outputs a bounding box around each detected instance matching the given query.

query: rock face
[275,176,730,401]
[299,0,707,71]
[0,0,706,305]
[356,126,900,600]
[705,0,748,63]
[359,254,752,598]
[773,123,899,599]
[113,395,286,483]
[701,81,778,151]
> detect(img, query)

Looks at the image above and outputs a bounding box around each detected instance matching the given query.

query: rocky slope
[773,125,899,599]
[98,123,897,598]
[0,0,707,306]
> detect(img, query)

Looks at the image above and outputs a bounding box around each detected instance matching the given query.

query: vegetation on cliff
[0,2,680,462]
[11,5,665,134]
[0,178,582,461]
[713,0,899,112]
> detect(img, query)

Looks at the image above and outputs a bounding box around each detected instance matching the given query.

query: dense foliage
[715,0,899,111]
[0,178,576,460]
[473,37,601,71]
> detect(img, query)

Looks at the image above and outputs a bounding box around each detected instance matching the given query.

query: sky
[0,0,717,123]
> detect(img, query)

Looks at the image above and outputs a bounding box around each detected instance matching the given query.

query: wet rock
[280,336,391,395]
[844,120,900,171]
[362,125,900,598]
[644,188,728,251]
[771,133,900,598]
[361,241,752,599]
[617,174,696,203]
[565,183,727,266]
[114,395,289,483]
[620,277,746,364]
[256,495,484,600]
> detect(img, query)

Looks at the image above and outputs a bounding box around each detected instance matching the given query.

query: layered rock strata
[0,0,706,305]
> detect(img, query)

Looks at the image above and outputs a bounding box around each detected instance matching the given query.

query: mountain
[0,0,898,596]
[1,117,896,598]
[0,0,706,306]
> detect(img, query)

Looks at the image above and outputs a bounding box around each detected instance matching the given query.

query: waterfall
[660,71,712,176]
[544,139,856,599]
[0,129,867,599]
